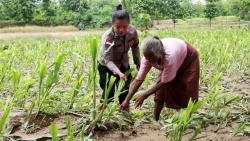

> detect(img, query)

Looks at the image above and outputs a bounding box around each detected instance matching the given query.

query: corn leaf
[50,122,59,141]
[132,110,145,118]
[225,94,241,105]
[191,100,207,114]
[65,116,71,136]
[0,100,12,135]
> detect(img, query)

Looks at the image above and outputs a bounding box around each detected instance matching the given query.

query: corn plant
[22,102,35,133]
[89,38,98,119]
[94,68,136,130]
[64,115,95,141]
[68,74,84,110]
[215,108,231,132]
[0,66,7,84]
[95,75,116,125]
[162,99,207,141]
[0,100,13,140]
[65,115,77,141]
[226,121,248,141]
[50,122,59,141]
[9,69,22,93]
[36,53,69,115]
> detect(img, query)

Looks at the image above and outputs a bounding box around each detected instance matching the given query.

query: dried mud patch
[8,113,81,139]
[10,113,59,134]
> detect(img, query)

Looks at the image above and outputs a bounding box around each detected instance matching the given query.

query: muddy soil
[4,105,250,141]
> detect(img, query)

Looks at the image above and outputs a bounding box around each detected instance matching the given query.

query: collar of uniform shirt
[112,27,129,39]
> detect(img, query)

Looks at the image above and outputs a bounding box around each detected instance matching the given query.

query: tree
[217,0,228,16]
[1,0,36,23]
[181,0,193,18]
[59,0,89,12]
[19,0,37,23]
[204,0,219,27]
[122,0,167,26]
[192,0,205,17]
[0,3,7,21]
[240,0,250,20]
[166,0,185,27]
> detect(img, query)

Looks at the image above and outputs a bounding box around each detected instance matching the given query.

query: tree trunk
[238,18,241,29]
[210,18,211,27]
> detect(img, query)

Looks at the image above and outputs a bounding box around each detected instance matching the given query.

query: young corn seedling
[89,38,99,120]
[68,74,84,110]
[9,69,22,94]
[215,108,231,133]
[65,115,77,141]
[36,53,69,115]
[0,100,13,140]
[226,121,248,141]
[22,101,35,133]
[96,75,116,123]
[0,66,7,84]
[50,122,59,141]
[64,115,94,141]
[99,68,136,130]
[161,99,207,141]
[87,38,115,120]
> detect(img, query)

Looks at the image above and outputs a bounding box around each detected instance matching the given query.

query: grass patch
[0,35,52,46]
[0,26,79,33]
[0,35,75,46]
[214,16,239,21]
[177,16,240,23]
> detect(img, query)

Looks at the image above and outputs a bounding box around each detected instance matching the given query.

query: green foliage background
[0,0,249,29]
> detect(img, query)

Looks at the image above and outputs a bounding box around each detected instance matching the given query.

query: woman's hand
[120,101,129,111]
[135,93,150,108]
[136,65,140,71]
[117,71,128,81]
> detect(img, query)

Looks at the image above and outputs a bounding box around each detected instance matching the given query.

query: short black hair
[112,4,130,24]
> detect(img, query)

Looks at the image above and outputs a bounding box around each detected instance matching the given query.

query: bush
[33,15,47,26]
[86,13,93,21]
[68,21,74,26]
[78,23,85,30]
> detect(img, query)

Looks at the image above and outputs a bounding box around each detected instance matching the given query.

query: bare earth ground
[0,20,173,40]
[0,30,106,40]
[1,22,250,140]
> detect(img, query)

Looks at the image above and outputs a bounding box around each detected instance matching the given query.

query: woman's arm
[134,81,165,108]
[120,79,144,110]
[131,29,141,70]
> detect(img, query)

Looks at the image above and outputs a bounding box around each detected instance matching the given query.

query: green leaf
[65,116,71,136]
[225,94,240,105]
[50,122,59,141]
[191,100,207,114]
[0,100,13,135]
[22,101,35,131]
[50,53,70,87]
[132,110,145,118]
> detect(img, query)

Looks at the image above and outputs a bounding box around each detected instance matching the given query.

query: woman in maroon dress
[120,36,199,121]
